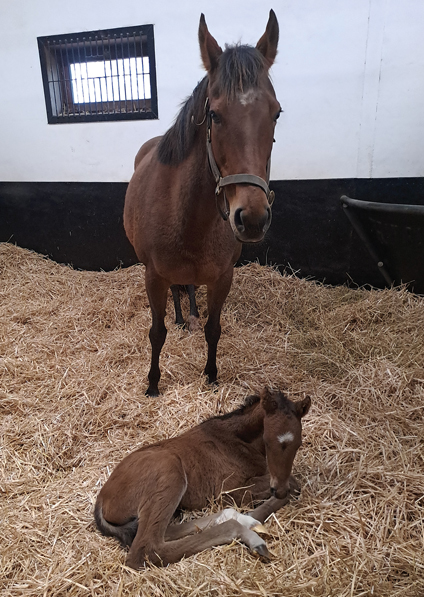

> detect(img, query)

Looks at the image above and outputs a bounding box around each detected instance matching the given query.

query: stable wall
[1,0,424,287]
[1,0,423,183]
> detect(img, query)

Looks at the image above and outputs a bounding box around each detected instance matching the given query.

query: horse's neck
[180,133,216,215]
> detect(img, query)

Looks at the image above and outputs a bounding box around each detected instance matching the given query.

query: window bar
[70,37,81,118]
[139,30,146,112]
[132,32,140,113]
[59,39,71,122]
[94,35,101,112]
[76,36,86,115]
[51,40,61,119]
[96,35,105,113]
[146,25,158,117]
[113,35,122,113]
[126,32,133,113]
[121,34,128,114]
[89,37,98,116]
[47,40,59,121]
[128,32,135,113]
[100,34,109,114]
[83,38,91,115]
[107,34,116,115]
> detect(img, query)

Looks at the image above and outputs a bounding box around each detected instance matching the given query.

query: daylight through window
[37,25,158,124]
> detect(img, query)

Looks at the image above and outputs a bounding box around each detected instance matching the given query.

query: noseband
[204,99,275,221]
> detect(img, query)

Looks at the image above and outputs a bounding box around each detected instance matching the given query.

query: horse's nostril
[234,208,244,231]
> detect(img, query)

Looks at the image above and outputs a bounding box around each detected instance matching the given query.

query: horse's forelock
[216,44,266,99]
[157,45,266,165]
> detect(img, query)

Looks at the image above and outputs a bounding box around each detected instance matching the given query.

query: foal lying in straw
[95,388,311,568]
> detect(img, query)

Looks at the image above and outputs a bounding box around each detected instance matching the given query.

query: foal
[95,389,311,568]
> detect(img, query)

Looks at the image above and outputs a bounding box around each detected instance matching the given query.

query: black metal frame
[37,25,158,124]
[341,194,424,293]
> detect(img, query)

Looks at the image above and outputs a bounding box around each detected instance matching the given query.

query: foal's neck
[235,402,266,447]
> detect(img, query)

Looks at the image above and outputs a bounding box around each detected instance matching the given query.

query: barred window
[37,25,158,124]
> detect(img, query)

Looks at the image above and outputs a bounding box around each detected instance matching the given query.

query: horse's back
[133,136,162,170]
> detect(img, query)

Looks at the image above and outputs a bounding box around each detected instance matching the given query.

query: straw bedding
[1,242,423,596]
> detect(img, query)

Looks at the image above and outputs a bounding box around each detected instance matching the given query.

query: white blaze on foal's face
[277,431,294,445]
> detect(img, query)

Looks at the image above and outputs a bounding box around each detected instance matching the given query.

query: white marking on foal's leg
[277,432,294,444]
[214,508,260,530]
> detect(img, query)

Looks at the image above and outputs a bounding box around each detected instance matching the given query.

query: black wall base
[1,178,423,288]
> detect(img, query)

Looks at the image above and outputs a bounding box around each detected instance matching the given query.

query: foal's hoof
[253,543,272,561]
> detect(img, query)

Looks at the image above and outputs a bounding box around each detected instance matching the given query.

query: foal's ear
[260,388,278,414]
[294,395,312,419]
[256,9,279,68]
[199,14,223,73]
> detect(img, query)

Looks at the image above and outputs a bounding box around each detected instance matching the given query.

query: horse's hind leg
[187,285,200,332]
[204,268,233,384]
[171,285,185,327]
[145,271,169,397]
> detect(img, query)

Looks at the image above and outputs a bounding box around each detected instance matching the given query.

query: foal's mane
[158,44,267,166]
[205,394,261,424]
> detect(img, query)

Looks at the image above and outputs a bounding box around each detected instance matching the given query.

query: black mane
[157,45,267,166]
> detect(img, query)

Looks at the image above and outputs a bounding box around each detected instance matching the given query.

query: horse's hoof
[187,315,201,332]
[205,371,218,385]
[253,543,272,561]
[145,386,160,397]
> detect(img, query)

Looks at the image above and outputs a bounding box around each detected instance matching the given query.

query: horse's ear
[294,395,311,419]
[256,9,279,68]
[260,388,278,414]
[199,14,223,73]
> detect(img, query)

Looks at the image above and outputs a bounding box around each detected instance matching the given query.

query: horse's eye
[210,110,221,124]
[274,108,282,122]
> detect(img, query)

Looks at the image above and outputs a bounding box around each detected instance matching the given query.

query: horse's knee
[204,319,221,345]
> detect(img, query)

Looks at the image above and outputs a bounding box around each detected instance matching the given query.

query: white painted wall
[0,0,423,182]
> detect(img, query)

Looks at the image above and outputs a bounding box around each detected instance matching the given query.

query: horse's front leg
[204,268,234,384]
[145,270,169,397]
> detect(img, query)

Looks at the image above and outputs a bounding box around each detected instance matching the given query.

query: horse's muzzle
[232,205,272,243]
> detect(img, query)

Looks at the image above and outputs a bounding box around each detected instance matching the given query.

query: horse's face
[208,84,281,242]
[261,390,311,500]
[199,11,280,243]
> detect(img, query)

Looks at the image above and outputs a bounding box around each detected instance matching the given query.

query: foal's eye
[274,108,282,122]
[210,110,221,124]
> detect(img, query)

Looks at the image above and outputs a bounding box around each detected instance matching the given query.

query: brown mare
[124,12,281,396]
[95,388,311,568]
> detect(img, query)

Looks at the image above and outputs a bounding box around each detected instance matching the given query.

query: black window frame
[37,24,158,124]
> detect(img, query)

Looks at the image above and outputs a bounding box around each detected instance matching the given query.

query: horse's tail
[94,499,138,547]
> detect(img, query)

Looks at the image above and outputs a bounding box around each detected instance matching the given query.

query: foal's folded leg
[155,518,270,566]
[165,507,264,541]
[248,476,301,524]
